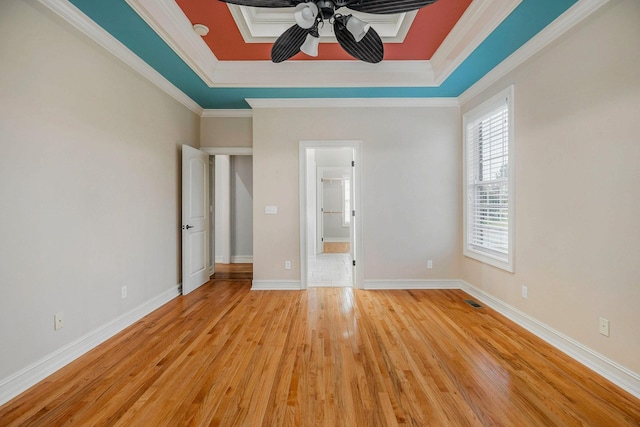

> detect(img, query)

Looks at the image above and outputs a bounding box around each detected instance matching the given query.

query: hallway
[307,253,352,287]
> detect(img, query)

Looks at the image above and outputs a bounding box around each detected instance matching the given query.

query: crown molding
[125,0,219,87]
[37,0,203,115]
[212,60,435,88]
[119,0,519,88]
[201,109,253,118]
[459,0,610,105]
[430,0,522,85]
[246,98,459,109]
[38,0,607,110]
[227,5,417,43]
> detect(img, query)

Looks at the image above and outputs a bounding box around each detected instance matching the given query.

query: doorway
[299,141,363,289]
[201,148,254,277]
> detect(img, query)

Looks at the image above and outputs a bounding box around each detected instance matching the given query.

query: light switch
[265,206,278,215]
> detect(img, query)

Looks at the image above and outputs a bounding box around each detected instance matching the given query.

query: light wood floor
[1,269,639,426]
[211,263,253,281]
[323,242,350,253]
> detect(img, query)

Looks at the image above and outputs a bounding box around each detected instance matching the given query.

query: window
[342,177,351,227]
[463,86,514,272]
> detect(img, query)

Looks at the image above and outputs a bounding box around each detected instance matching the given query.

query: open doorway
[201,148,253,279]
[312,165,352,286]
[299,141,362,289]
[214,155,253,265]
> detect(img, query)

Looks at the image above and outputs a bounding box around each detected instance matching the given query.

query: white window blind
[464,87,514,272]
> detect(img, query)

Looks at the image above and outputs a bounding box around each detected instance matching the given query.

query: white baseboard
[364,279,461,290]
[251,280,301,290]
[231,256,253,263]
[3,278,637,405]
[459,280,640,400]
[214,256,223,263]
[0,284,181,406]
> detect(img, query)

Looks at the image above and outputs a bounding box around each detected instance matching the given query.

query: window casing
[463,86,514,272]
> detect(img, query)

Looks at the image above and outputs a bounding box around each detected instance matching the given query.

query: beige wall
[252,106,461,282]
[201,117,252,147]
[0,0,199,382]
[461,0,640,372]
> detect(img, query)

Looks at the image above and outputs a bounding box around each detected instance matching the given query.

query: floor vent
[464,299,482,308]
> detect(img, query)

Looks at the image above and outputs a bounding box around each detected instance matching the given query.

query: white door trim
[299,141,363,289]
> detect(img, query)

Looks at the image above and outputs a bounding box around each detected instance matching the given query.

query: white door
[182,145,210,294]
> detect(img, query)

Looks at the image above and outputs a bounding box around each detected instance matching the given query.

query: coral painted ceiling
[175,0,472,61]
[57,0,589,109]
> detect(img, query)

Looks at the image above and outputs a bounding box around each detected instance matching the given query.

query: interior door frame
[299,140,363,289]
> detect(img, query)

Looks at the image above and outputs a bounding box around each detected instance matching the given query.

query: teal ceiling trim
[68,0,577,109]
[438,0,578,96]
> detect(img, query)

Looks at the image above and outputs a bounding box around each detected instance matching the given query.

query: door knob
[183,225,194,230]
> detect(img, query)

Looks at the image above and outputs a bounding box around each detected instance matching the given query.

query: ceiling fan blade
[218,0,297,8]
[334,21,383,63]
[346,0,438,14]
[271,24,309,63]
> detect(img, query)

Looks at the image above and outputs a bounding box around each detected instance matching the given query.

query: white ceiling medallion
[227,5,417,43]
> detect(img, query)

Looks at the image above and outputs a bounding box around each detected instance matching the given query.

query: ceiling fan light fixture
[294,2,319,29]
[345,15,370,42]
[221,0,439,63]
[300,32,320,57]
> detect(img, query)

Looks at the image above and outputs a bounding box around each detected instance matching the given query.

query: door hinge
[352,260,356,266]
[321,237,324,242]
[351,161,355,167]
[352,210,355,217]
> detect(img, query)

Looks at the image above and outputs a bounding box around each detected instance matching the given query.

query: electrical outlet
[522,285,528,299]
[121,286,127,299]
[54,312,64,330]
[427,260,433,269]
[285,261,291,270]
[599,318,610,336]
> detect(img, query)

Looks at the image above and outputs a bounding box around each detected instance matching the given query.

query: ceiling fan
[219,0,438,63]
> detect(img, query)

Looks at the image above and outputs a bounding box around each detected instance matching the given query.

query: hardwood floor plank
[1,268,639,426]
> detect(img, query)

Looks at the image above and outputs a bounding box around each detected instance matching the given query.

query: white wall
[252,106,460,282]
[461,0,640,373]
[201,117,252,148]
[0,0,199,392]
[315,148,353,167]
[231,156,253,261]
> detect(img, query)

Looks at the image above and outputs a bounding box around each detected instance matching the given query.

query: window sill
[463,248,514,273]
